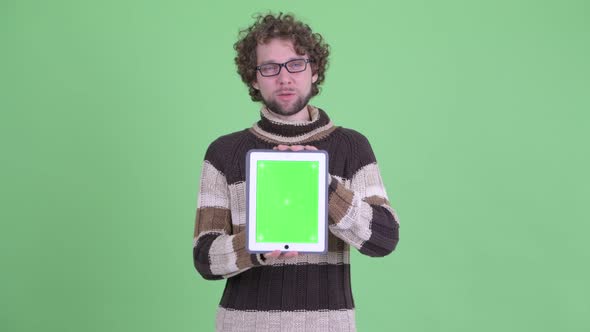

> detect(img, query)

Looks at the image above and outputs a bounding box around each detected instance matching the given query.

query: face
[252,38,318,120]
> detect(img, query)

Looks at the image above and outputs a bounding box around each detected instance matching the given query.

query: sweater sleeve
[327,133,400,257]
[192,158,267,280]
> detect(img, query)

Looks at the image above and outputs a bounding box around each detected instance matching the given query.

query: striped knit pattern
[193,106,400,332]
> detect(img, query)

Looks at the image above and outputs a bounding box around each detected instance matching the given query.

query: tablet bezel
[246,149,328,254]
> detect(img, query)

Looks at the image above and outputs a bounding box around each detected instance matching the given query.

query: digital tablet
[246,149,328,254]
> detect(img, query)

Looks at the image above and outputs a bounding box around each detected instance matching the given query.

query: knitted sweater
[193,106,400,332]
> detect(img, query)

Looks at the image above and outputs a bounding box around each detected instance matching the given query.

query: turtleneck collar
[249,105,337,145]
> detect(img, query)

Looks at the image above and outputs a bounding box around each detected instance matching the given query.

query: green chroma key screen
[255,160,319,243]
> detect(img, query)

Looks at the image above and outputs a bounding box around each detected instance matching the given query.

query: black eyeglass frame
[255,59,314,77]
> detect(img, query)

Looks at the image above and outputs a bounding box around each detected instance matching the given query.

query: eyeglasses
[256,59,314,77]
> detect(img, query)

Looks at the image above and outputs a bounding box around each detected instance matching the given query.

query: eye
[287,60,305,70]
[260,64,279,75]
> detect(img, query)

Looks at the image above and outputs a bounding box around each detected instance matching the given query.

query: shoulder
[207,130,251,152]
[330,127,376,178]
[203,129,253,172]
[334,127,372,148]
[331,127,377,166]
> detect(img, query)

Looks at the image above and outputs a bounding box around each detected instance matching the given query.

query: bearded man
[193,13,400,332]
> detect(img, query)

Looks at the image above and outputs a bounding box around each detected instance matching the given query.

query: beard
[262,89,313,117]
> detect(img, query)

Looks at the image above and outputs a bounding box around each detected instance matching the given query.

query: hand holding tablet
[246,145,328,255]
[274,145,318,152]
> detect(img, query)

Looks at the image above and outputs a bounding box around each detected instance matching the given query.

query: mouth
[276,91,296,101]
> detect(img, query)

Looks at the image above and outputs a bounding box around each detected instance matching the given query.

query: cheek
[301,78,313,91]
[258,82,274,98]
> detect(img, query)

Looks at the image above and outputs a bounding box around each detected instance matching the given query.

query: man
[193,13,400,332]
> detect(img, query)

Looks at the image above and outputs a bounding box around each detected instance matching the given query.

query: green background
[1,0,589,331]
[256,160,319,243]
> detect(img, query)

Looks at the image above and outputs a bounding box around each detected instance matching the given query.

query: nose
[276,66,293,85]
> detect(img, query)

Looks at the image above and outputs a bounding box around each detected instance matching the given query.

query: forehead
[255,38,306,64]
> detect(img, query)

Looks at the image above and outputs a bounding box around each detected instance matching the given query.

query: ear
[312,72,318,83]
[252,80,259,90]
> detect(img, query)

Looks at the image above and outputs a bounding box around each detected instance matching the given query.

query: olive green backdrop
[1,0,589,331]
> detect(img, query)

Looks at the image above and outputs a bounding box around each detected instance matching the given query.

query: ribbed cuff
[232,232,264,268]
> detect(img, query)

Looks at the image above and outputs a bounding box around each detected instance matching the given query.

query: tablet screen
[256,160,319,243]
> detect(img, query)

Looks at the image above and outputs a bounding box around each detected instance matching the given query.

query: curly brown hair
[234,13,330,102]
